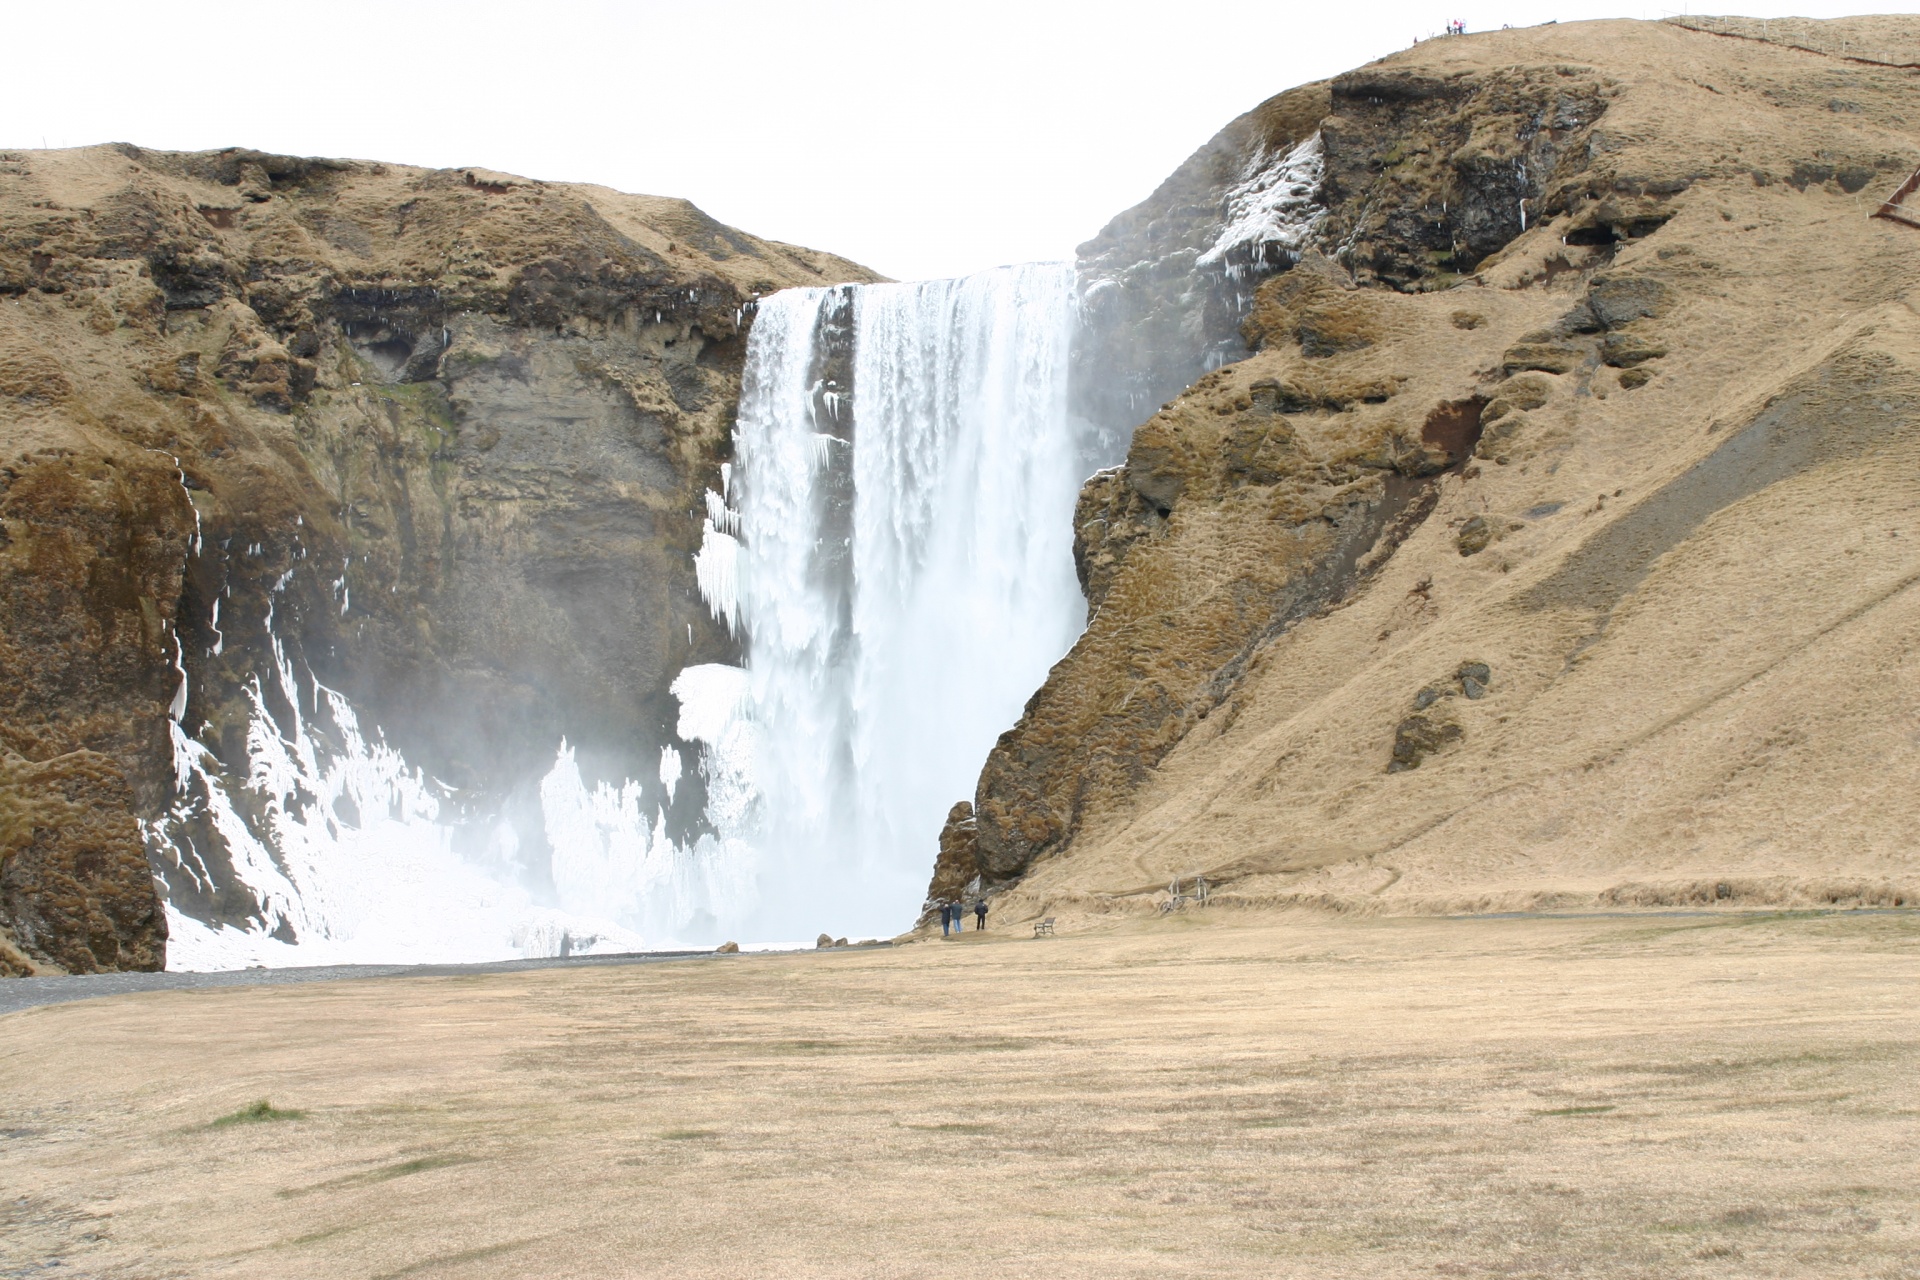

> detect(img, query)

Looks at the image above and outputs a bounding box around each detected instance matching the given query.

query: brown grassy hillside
[953,16,1920,926]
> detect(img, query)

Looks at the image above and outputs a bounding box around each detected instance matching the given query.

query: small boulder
[1457,515,1493,556]
[1389,712,1464,771]
[816,933,834,949]
[1601,333,1667,368]
[1501,342,1584,375]
[1556,300,1605,335]
[1587,276,1672,328]
[715,941,740,954]
[1617,367,1653,389]
[834,937,849,948]
[1480,372,1554,424]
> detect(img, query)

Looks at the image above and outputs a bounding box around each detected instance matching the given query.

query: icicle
[168,630,189,723]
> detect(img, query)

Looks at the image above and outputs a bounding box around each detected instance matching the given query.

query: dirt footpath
[2,912,1916,1278]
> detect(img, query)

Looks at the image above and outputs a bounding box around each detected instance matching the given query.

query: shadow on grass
[279,1152,479,1198]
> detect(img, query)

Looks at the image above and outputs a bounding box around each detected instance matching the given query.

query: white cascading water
[693,262,1098,938]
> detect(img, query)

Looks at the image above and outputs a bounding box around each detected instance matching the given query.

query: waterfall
[150,262,1099,966]
[693,262,1100,938]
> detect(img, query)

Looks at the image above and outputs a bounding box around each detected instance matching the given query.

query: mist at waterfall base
[153,262,1110,967]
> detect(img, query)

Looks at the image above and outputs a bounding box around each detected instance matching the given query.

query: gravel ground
[0,950,721,1017]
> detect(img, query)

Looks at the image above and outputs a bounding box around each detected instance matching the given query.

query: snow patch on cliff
[1198,131,1326,275]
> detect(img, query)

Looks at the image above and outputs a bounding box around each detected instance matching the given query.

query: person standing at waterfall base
[951,901,962,933]
[974,899,988,932]
[938,902,952,936]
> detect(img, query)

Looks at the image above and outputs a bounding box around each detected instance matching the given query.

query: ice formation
[150,597,731,969]
[1199,131,1326,276]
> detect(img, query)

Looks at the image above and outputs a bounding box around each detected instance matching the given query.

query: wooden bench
[1033,918,1056,938]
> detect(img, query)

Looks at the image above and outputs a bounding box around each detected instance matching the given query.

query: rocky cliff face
[941,16,1920,920]
[0,146,875,972]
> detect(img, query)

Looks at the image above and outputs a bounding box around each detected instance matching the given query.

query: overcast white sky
[7,1,1914,279]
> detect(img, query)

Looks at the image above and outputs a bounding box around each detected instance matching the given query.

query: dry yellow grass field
[4,911,1916,1278]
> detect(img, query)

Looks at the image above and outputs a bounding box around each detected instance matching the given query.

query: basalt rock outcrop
[924,801,981,908]
[0,750,161,975]
[0,146,875,971]
[955,16,1920,920]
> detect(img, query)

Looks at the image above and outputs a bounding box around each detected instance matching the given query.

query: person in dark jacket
[974,898,988,931]
[938,902,952,936]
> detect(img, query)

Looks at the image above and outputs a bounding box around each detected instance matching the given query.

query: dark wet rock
[1073,83,1332,448]
[1316,66,1610,291]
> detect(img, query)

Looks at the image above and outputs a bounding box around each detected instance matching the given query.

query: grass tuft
[211,1099,305,1128]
